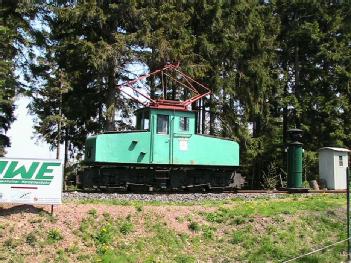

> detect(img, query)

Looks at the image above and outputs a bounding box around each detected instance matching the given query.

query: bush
[304,151,318,181]
[262,161,279,190]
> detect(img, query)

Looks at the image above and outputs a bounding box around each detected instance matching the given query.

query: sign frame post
[347,167,351,262]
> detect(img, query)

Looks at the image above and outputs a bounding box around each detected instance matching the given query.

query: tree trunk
[294,46,300,129]
[104,63,117,131]
[253,115,261,138]
[282,61,288,170]
[282,62,288,147]
[222,88,226,137]
[150,75,155,99]
[56,92,62,160]
[209,94,214,135]
[63,132,69,191]
[64,132,69,169]
[201,98,206,134]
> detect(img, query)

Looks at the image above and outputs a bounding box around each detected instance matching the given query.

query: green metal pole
[287,142,303,188]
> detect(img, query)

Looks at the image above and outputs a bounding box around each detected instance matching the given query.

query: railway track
[63,189,346,203]
[65,187,347,194]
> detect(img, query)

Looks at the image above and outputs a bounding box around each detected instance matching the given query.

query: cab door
[171,114,192,164]
[151,113,172,164]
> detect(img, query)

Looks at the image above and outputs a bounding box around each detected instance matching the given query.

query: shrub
[262,161,279,190]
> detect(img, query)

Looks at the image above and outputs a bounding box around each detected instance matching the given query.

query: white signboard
[179,139,188,151]
[0,158,63,205]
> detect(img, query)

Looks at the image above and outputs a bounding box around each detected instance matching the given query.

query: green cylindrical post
[287,128,303,189]
[287,142,303,188]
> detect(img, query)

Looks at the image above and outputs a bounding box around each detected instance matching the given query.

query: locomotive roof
[135,106,196,113]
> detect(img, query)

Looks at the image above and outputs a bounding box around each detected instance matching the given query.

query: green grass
[0,194,348,262]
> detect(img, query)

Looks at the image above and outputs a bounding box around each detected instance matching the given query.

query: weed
[135,204,143,212]
[77,254,92,262]
[66,244,79,254]
[26,232,37,246]
[230,230,245,244]
[178,233,189,242]
[188,221,200,232]
[87,208,98,218]
[231,216,247,225]
[95,224,114,245]
[175,254,195,263]
[120,220,134,235]
[4,238,18,248]
[8,255,25,263]
[29,217,43,224]
[102,212,111,220]
[176,216,185,223]
[55,249,69,262]
[8,225,15,233]
[97,250,136,262]
[38,211,58,223]
[47,229,63,244]
[202,225,215,240]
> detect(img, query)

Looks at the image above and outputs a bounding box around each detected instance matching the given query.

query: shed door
[336,154,347,189]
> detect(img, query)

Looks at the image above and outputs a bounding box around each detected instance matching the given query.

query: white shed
[318,147,350,190]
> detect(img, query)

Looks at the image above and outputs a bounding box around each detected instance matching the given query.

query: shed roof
[318,147,350,152]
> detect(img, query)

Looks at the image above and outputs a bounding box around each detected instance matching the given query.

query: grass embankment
[0,194,347,262]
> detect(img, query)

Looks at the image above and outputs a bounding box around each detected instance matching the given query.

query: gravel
[63,191,291,202]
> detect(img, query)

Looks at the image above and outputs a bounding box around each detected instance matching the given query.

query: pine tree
[30,1,137,159]
[277,1,351,150]
[0,0,36,156]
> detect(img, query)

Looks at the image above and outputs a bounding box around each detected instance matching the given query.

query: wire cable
[282,238,350,263]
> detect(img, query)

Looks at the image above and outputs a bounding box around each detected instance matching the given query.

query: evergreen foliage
[0,0,36,156]
[2,1,351,186]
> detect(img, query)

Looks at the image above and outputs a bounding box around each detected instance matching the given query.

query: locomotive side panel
[86,131,151,164]
[172,135,239,166]
[85,108,239,167]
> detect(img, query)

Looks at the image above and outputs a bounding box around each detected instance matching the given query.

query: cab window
[157,114,169,134]
[136,110,150,130]
[143,113,150,130]
[179,116,189,132]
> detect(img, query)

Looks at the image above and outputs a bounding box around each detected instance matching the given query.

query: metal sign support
[347,167,351,262]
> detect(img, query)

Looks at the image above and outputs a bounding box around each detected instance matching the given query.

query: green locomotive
[80,64,239,190]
